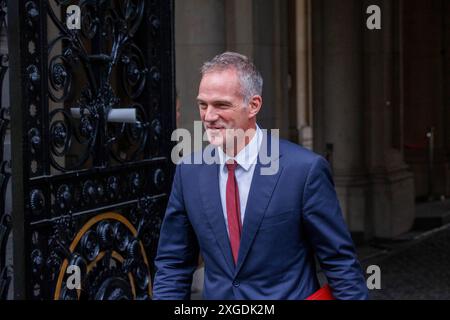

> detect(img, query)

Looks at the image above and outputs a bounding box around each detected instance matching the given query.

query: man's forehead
[198,70,241,96]
[196,91,236,102]
[203,66,238,77]
[201,68,240,84]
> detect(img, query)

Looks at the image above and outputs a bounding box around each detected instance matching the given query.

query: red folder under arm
[305,284,335,300]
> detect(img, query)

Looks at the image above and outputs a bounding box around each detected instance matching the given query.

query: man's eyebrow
[196,99,232,105]
[212,100,232,105]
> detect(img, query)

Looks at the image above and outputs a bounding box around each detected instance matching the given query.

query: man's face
[197,68,253,147]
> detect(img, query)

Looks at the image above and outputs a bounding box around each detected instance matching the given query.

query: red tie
[226,161,242,265]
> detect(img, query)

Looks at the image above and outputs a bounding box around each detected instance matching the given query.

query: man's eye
[216,104,230,109]
[199,103,207,109]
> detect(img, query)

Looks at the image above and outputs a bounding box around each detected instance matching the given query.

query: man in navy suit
[153,52,368,300]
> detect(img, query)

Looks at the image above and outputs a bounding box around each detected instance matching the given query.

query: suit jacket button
[233,281,240,287]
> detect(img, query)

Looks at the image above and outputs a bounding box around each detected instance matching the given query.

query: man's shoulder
[277,137,323,167]
[175,149,215,171]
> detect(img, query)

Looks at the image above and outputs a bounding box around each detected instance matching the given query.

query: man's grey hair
[200,52,263,104]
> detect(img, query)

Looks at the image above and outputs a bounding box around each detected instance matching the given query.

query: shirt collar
[218,125,262,171]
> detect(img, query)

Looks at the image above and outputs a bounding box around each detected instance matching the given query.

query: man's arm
[152,164,200,300]
[302,156,369,300]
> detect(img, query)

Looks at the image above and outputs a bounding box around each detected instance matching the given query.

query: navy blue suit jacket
[153,133,368,300]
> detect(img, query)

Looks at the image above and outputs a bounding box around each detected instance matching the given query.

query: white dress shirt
[217,125,262,235]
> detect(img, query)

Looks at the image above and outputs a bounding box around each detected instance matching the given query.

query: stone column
[294,0,313,149]
[312,0,368,240]
[312,0,415,239]
[250,0,290,138]
[362,0,414,238]
[175,0,226,138]
[225,0,254,58]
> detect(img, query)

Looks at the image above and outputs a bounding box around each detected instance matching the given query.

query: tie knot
[226,160,237,172]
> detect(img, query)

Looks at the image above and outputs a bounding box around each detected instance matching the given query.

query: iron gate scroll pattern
[9,0,175,300]
[0,0,11,300]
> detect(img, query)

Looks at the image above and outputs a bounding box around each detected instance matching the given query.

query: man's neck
[223,126,257,157]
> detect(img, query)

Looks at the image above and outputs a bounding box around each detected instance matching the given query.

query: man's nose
[203,105,219,122]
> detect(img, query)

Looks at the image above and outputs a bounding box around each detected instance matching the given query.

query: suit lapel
[198,155,235,272]
[234,161,283,275]
[198,132,284,276]
[235,132,284,275]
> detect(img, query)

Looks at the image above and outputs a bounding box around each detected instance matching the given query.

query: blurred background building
[0,0,448,300]
[175,0,450,242]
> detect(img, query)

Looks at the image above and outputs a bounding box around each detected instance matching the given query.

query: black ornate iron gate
[0,0,11,300]
[8,0,175,299]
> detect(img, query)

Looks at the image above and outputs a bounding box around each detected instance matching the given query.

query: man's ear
[248,95,262,119]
